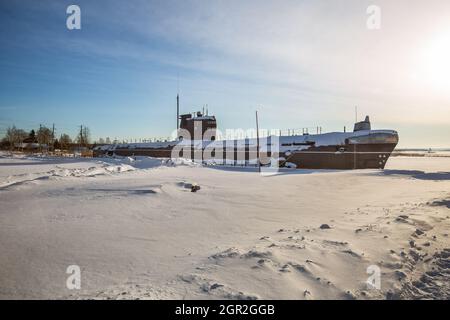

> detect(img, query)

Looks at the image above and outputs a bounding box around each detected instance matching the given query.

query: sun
[420,31,450,93]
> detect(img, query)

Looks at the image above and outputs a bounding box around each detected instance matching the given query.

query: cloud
[2,0,450,141]
[63,1,450,105]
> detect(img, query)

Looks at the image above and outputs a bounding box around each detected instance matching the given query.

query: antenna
[176,72,180,133]
[355,106,358,122]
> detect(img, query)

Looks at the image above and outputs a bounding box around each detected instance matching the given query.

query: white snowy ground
[0,152,448,300]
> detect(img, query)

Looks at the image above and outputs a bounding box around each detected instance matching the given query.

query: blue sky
[1,0,449,147]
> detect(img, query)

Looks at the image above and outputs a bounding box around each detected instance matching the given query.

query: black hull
[285,143,397,169]
[95,142,397,170]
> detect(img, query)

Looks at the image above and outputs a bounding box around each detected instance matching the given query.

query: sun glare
[421,31,450,93]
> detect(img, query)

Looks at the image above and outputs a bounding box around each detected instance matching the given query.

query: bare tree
[37,126,53,151]
[4,126,27,151]
[59,134,72,150]
[5,126,17,151]
[16,129,28,148]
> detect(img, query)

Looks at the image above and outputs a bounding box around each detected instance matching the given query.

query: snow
[187,116,216,121]
[0,151,449,299]
[284,162,297,168]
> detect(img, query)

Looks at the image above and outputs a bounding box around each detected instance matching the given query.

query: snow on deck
[95,129,398,152]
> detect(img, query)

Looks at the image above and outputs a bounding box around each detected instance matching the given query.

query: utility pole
[256,111,261,173]
[52,123,55,152]
[39,124,42,153]
[80,125,83,149]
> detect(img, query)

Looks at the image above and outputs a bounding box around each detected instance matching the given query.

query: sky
[0,0,449,147]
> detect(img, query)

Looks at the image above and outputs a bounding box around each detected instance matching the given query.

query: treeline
[0,125,94,152]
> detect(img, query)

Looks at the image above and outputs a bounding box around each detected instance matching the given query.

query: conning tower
[178,111,217,141]
[354,116,371,132]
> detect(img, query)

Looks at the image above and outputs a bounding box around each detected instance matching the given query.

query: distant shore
[392,150,450,158]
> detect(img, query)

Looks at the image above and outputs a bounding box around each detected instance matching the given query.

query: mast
[176,94,179,131]
[176,72,180,133]
[256,110,261,173]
